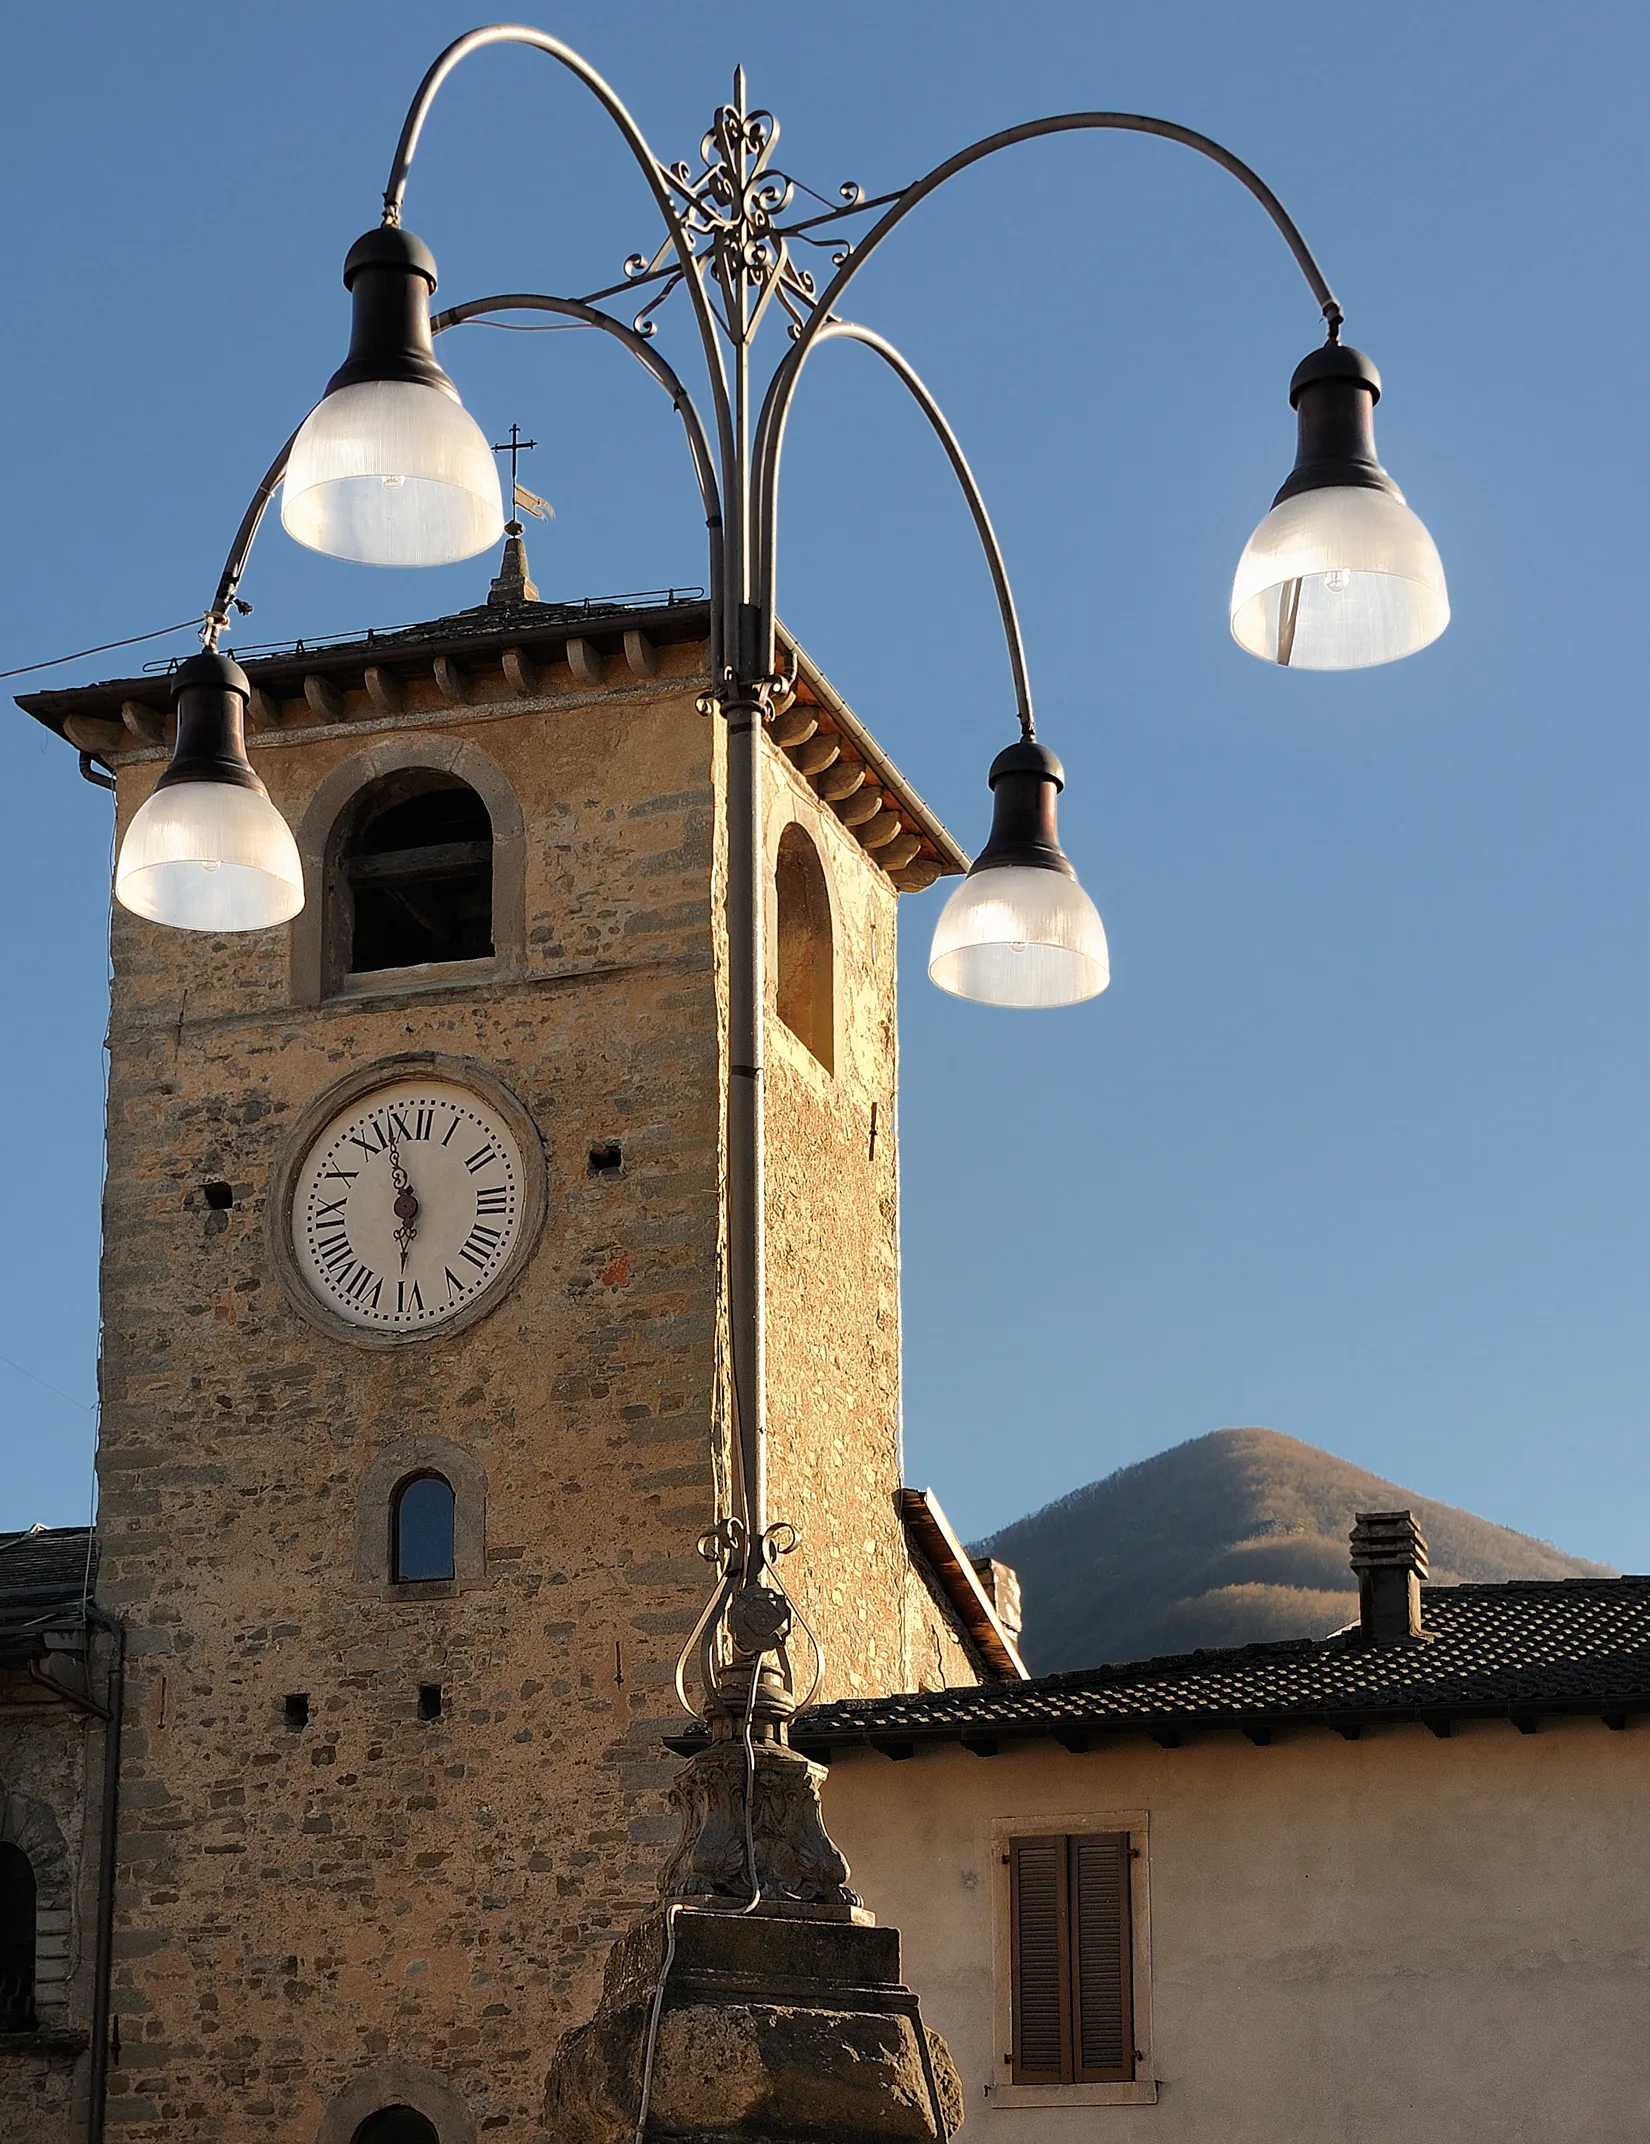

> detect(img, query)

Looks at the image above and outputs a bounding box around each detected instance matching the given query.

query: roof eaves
[778,628,969,879]
[899,1487,1027,1681]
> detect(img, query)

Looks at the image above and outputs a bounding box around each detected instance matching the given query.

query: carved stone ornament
[658,1741,863,1918]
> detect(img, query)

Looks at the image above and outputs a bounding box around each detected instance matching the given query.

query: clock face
[291,1078,526,1333]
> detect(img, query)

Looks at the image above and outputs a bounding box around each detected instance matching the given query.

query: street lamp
[114,25,1447,1905]
[112,651,303,932]
[1231,343,1449,668]
[280,227,504,566]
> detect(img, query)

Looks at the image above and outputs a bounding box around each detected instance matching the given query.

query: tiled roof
[0,1527,96,1647]
[779,1578,1650,1753]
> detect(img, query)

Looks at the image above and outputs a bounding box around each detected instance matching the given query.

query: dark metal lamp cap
[325,225,454,400]
[1274,341,1401,507]
[1288,342,1382,407]
[156,653,265,796]
[341,225,439,292]
[167,650,251,702]
[973,738,1075,878]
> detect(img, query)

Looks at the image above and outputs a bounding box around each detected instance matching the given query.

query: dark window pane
[351,2110,441,2144]
[0,1842,37,2032]
[345,783,493,974]
[393,1475,456,1583]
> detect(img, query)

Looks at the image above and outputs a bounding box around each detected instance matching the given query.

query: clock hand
[387,1129,419,1273]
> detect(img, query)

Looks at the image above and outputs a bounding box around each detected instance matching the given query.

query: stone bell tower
[16,544,1018,2141]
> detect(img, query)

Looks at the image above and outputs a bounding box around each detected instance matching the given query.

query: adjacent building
[797,1514,1650,2142]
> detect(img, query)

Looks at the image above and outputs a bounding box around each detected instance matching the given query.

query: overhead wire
[0,618,206,682]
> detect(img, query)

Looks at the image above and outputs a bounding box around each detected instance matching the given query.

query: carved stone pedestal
[656,1740,864,1915]
[543,1909,963,2144]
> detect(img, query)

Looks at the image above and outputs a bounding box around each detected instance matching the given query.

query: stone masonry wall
[92,643,976,2142]
[0,1675,99,2144]
[758,751,979,1699]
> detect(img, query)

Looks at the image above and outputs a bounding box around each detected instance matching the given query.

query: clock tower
[17,553,1021,2142]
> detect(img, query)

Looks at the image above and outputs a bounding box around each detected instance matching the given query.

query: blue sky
[2,1,1646,1567]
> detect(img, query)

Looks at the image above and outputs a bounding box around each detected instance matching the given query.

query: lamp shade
[115,652,304,933]
[928,741,1109,1009]
[1232,343,1448,669]
[280,226,503,567]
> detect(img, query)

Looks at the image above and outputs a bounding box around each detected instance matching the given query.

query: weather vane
[490,422,552,531]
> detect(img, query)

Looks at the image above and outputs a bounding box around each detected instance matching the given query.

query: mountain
[970,1427,1614,1674]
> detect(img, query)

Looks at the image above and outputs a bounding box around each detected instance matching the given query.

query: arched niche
[290,736,525,1006]
[773,819,835,1072]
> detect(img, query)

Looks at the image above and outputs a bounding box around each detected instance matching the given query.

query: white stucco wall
[821,1715,1650,2142]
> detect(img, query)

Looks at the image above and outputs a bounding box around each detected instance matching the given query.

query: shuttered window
[1009,1832,1133,2084]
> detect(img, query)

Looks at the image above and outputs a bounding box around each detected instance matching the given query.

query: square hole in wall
[418,1684,443,1721]
[203,1182,234,1210]
[588,1143,623,1179]
[283,1693,310,1729]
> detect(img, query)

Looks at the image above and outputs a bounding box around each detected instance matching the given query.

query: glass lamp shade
[280,379,504,567]
[929,865,1110,1008]
[116,781,304,933]
[1230,485,1449,669]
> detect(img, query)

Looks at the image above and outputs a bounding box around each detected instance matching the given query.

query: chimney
[1348,1510,1431,1645]
[971,1557,1023,1646]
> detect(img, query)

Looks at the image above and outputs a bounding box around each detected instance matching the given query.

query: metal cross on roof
[490,422,551,527]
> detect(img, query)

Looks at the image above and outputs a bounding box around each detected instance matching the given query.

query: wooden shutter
[1009,1832,1133,2086]
[1070,1833,1133,2081]
[1009,1836,1071,2082]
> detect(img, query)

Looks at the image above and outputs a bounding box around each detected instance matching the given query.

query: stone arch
[315,2064,476,2144]
[289,735,526,1005]
[355,1433,486,1599]
[772,819,836,1072]
[0,1784,73,2025]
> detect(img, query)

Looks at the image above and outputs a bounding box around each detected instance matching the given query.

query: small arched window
[391,1474,456,1584]
[351,2112,441,2144]
[774,823,834,1072]
[335,775,494,979]
[0,1842,36,2033]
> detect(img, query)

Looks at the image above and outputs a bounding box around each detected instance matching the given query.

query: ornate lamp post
[114,11,1446,1966]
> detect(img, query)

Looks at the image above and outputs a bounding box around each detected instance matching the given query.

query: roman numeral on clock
[395,1279,425,1317]
[345,1119,388,1158]
[458,1223,501,1270]
[465,1144,497,1175]
[474,1185,508,1215]
[315,1229,353,1272]
[342,1265,381,1307]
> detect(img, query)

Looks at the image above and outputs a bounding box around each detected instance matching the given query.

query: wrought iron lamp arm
[790,321,1036,740]
[378,22,738,659]
[753,110,1343,673]
[202,295,723,660]
[434,294,726,674]
[204,428,304,645]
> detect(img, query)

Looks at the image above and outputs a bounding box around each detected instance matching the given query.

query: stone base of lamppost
[542,1908,963,2144]
[544,1656,961,2144]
